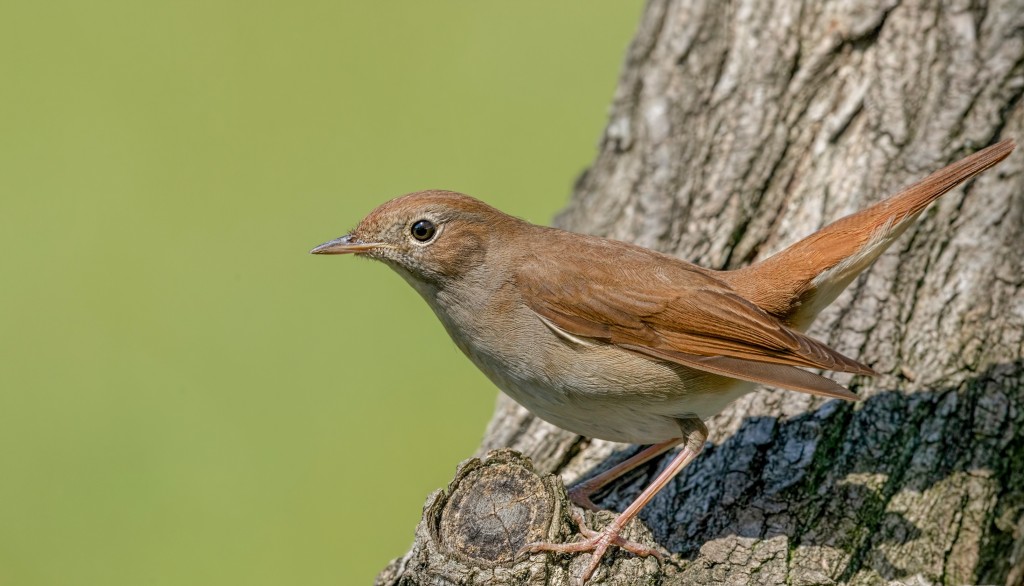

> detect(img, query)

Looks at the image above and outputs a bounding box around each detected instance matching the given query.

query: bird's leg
[523,418,708,584]
[567,438,682,510]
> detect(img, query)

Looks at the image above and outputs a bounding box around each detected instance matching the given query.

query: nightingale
[311,140,1014,584]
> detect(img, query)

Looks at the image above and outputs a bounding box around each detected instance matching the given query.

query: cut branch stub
[377,449,568,585]
[436,449,555,564]
[376,449,670,585]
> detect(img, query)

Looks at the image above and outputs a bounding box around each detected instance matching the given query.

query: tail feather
[723,140,1015,330]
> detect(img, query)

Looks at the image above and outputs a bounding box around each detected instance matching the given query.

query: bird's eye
[410,219,436,242]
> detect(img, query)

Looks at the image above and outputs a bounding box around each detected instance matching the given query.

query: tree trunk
[376,0,1024,584]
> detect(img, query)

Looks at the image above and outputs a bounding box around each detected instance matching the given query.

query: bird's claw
[567,485,602,511]
[519,508,662,584]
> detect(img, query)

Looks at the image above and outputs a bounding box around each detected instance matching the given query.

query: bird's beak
[309,234,380,255]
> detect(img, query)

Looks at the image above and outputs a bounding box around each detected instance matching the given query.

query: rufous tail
[722,139,1015,330]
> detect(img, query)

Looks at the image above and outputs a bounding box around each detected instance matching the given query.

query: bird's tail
[721,139,1015,330]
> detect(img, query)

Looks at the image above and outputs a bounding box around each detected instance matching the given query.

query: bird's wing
[517,246,870,401]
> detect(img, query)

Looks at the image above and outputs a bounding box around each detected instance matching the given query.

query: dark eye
[410,219,436,242]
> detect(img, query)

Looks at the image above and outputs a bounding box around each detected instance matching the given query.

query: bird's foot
[567,485,601,511]
[520,508,661,584]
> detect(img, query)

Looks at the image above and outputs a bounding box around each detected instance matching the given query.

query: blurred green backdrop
[0,2,644,584]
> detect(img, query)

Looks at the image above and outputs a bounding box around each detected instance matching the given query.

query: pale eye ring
[410,219,436,242]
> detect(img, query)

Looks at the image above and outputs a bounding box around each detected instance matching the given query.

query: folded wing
[517,246,869,401]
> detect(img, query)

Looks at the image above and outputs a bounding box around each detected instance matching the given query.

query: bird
[311,139,1014,584]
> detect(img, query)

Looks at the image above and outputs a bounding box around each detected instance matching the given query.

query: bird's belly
[466,337,755,444]
[426,294,755,444]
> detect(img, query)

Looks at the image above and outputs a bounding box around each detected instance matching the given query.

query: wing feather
[517,244,871,400]
[621,345,859,401]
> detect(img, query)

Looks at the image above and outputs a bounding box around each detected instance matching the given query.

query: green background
[0,2,644,585]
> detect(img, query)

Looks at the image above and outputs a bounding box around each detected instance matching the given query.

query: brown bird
[311,139,1014,584]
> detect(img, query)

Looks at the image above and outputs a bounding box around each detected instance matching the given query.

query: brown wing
[517,241,872,400]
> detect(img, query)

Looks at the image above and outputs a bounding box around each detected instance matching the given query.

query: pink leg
[523,419,708,585]
[568,438,682,510]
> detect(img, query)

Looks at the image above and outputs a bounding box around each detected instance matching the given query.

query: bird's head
[311,190,518,288]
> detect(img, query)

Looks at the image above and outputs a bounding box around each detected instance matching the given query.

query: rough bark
[377,0,1024,584]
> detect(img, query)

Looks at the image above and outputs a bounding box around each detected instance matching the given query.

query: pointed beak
[309,234,381,255]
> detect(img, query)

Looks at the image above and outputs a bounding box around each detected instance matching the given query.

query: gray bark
[377,0,1024,584]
